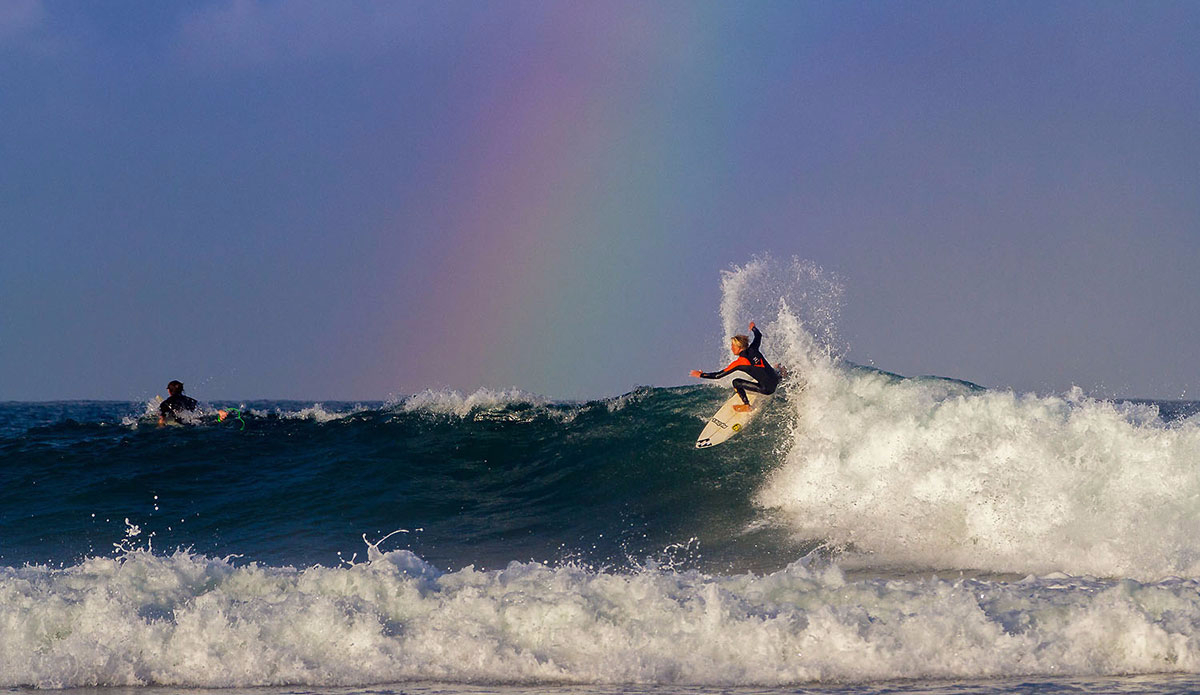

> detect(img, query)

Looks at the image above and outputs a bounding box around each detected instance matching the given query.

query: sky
[1,1,1197,402]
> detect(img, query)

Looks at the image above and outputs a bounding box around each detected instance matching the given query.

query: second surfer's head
[167,380,184,396]
[730,335,749,355]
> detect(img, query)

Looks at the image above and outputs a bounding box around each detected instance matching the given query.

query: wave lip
[394,388,552,418]
[5,550,1200,689]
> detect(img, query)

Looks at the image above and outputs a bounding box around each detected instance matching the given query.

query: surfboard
[695,388,768,449]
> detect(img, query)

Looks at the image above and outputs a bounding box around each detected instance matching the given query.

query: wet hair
[731,335,749,351]
[167,380,184,396]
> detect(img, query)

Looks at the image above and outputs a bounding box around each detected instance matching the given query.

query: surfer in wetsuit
[158,380,198,426]
[690,322,780,412]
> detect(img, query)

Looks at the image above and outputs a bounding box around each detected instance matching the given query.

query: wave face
[4,256,1200,688]
[0,391,805,574]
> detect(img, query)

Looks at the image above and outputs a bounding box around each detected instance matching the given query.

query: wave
[395,387,552,417]
[7,376,1200,581]
[0,387,804,573]
[118,400,374,427]
[6,256,1200,584]
[717,257,1200,580]
[4,546,1200,689]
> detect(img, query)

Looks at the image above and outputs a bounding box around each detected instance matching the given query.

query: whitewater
[3,257,1200,693]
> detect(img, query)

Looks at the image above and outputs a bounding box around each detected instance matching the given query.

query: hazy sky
[2,1,1197,401]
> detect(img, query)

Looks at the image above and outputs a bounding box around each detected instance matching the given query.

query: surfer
[690,322,779,412]
[158,380,198,426]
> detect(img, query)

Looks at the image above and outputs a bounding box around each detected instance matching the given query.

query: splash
[758,377,1200,579]
[716,258,1200,579]
[717,255,844,369]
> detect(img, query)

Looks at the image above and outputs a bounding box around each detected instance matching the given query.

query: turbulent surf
[3,257,1200,690]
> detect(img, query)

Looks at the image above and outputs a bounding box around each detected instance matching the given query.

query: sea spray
[718,255,845,370]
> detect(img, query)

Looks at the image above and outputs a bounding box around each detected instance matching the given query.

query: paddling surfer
[158,380,198,426]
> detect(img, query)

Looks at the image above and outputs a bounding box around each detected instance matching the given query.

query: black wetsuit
[698,326,780,405]
[160,394,198,422]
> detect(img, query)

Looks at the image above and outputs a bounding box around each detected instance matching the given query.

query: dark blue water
[0,391,806,571]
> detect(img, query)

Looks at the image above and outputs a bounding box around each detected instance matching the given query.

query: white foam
[271,403,367,422]
[762,371,1200,578]
[603,386,655,413]
[4,549,1200,688]
[393,388,581,424]
[716,259,1200,579]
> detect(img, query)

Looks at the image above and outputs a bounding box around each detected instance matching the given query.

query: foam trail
[715,258,1200,579]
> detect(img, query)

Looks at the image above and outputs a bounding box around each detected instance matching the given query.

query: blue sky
[1,1,1197,401]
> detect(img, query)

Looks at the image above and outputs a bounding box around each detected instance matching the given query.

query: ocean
[3,381,1200,694]
[5,261,1200,694]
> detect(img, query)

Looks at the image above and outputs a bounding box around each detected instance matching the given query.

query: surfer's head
[731,335,749,354]
[166,380,184,396]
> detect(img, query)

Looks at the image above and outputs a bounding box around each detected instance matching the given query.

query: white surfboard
[695,388,768,449]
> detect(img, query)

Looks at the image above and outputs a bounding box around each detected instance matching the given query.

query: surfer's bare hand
[748,321,755,331]
[690,370,702,378]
